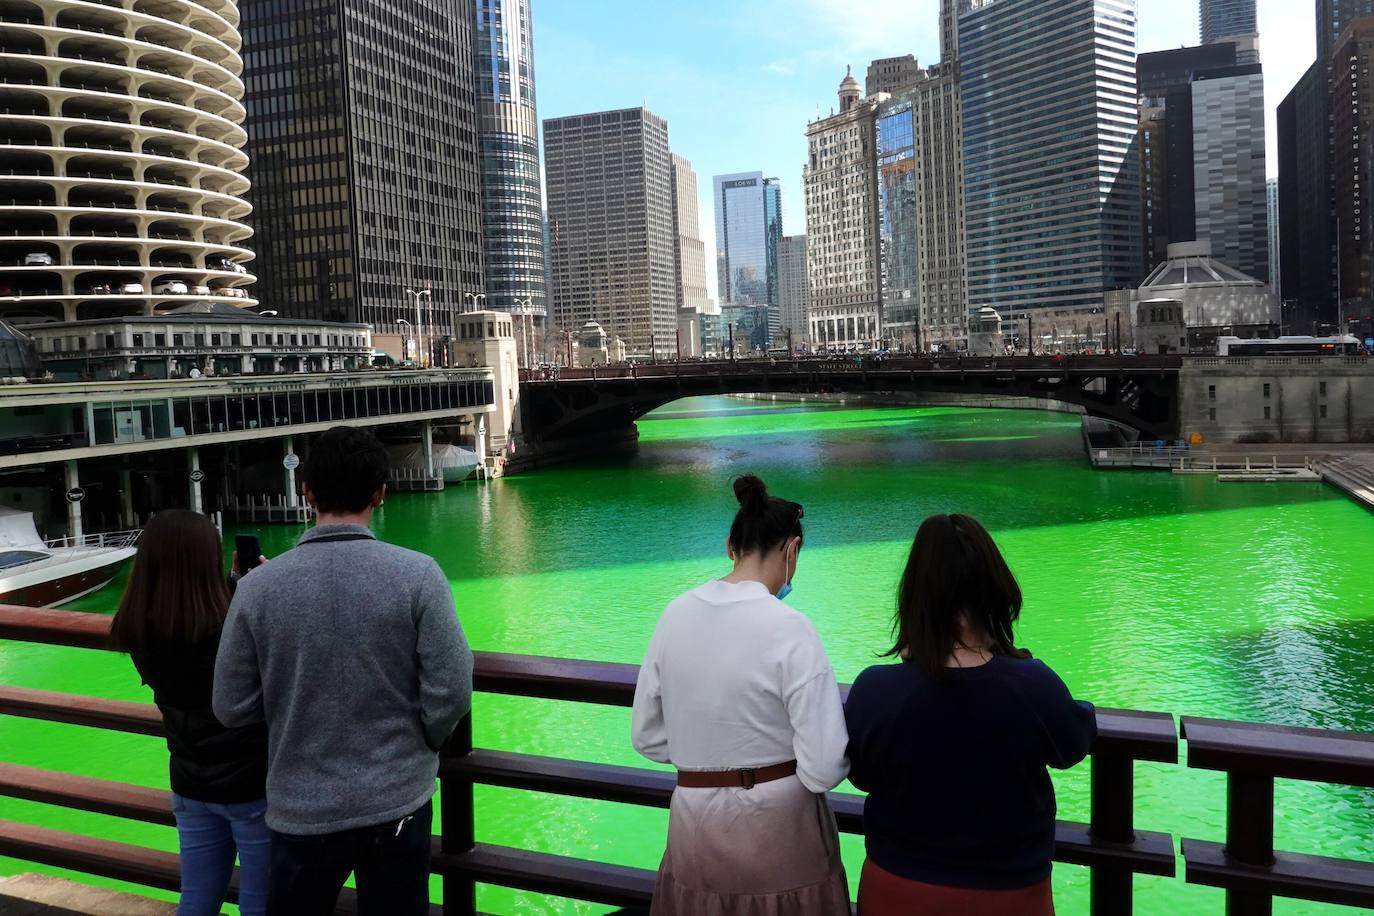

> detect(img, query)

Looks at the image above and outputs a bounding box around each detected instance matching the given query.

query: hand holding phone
[235,533,263,575]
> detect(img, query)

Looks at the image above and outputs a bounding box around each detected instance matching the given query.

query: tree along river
[2,396,1373,915]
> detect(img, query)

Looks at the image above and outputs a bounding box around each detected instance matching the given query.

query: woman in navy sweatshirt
[843,513,1097,916]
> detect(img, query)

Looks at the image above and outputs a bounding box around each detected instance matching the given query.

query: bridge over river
[518,355,1184,448]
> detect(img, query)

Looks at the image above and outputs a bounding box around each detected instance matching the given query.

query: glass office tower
[959,0,1140,319]
[474,0,547,315]
[242,0,485,337]
[713,173,783,342]
[877,98,920,347]
[1200,0,1259,61]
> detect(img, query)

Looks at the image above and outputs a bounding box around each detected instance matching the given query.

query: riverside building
[473,0,547,317]
[0,0,258,326]
[1332,17,1374,337]
[544,107,678,358]
[804,68,882,351]
[713,172,783,343]
[1136,46,1268,284]
[239,0,485,357]
[958,0,1140,322]
[776,235,807,347]
[671,154,713,315]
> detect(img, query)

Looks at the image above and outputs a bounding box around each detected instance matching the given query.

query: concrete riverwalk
[0,875,174,914]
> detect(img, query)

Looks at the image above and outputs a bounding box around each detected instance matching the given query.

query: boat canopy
[0,507,44,550]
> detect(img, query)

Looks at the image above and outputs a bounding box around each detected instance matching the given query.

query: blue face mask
[776,545,795,602]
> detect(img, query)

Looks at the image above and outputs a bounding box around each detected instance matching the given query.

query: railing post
[1089,751,1135,915]
[1225,773,1275,916]
[440,712,476,915]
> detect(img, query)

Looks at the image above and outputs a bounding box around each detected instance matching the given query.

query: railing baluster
[441,713,476,916]
[1225,772,1275,916]
[1089,751,1135,915]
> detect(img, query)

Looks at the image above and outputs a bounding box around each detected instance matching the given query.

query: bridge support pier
[63,460,82,542]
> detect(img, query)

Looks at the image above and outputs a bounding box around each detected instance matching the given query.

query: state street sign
[283,453,301,471]
[65,487,85,504]
[190,469,206,483]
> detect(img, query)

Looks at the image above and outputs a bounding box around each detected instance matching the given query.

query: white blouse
[631,579,850,794]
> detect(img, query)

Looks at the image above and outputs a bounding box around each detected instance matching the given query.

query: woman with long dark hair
[631,474,850,915]
[843,513,1096,916]
[110,510,269,916]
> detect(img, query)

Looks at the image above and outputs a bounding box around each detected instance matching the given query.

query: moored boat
[0,508,139,608]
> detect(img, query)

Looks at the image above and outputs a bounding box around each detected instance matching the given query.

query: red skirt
[857,858,1055,916]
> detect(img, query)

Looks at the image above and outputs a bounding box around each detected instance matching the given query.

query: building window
[1209,407,1217,421]
[1320,382,1328,397]
[173,334,185,346]
[132,333,144,347]
[1208,385,1216,401]
[154,334,165,347]
[1321,404,1329,419]
[231,335,242,347]
[1264,406,1271,420]
[211,334,222,347]
[1262,383,1271,399]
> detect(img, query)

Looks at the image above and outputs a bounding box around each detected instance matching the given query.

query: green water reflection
[2,397,1372,914]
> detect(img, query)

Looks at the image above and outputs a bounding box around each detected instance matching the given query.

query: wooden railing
[0,605,1372,915]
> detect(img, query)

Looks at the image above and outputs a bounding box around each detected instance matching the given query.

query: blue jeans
[172,792,271,916]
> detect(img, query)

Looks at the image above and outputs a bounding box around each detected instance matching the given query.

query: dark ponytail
[728,475,804,556]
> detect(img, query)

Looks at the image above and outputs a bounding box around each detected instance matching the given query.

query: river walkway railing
[0,606,1372,915]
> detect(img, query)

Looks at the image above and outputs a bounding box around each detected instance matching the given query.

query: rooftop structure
[1136,240,1279,338]
[0,0,258,327]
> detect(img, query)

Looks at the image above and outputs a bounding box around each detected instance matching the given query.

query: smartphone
[235,533,262,574]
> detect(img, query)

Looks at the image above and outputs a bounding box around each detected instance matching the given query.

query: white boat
[0,507,139,608]
[386,442,481,483]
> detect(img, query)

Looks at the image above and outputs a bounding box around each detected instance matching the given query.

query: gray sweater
[213,523,473,835]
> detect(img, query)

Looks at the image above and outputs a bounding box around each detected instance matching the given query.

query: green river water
[2,396,1374,914]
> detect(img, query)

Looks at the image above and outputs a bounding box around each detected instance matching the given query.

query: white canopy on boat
[0,507,43,550]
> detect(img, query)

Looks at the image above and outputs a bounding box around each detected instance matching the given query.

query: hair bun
[733,474,769,512]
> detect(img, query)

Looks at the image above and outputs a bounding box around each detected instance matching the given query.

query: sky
[533,0,1315,302]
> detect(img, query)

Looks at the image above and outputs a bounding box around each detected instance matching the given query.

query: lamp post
[397,318,413,365]
[404,288,430,367]
[463,292,487,314]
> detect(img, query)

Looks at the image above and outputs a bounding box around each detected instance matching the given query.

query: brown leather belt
[676,760,798,790]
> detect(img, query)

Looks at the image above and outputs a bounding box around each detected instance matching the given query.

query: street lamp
[463,292,487,314]
[404,287,431,367]
[397,318,414,365]
[258,310,278,317]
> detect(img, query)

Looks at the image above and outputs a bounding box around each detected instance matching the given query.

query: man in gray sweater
[214,426,473,915]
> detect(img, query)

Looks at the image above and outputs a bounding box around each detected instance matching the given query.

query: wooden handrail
[4,604,1374,914]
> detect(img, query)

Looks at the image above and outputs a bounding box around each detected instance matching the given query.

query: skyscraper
[911,60,967,349]
[1266,179,1281,296]
[959,0,1140,319]
[671,155,713,315]
[713,172,783,341]
[1190,67,1268,280]
[877,95,920,348]
[866,55,922,95]
[777,236,809,346]
[1200,0,1259,63]
[1278,62,1337,332]
[473,0,547,315]
[1319,0,1374,61]
[804,69,883,349]
[242,0,485,348]
[1332,17,1374,335]
[544,108,678,357]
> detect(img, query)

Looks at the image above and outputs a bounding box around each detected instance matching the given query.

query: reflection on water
[7,396,1374,915]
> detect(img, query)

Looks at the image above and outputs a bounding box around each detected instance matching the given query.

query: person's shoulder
[996,655,1072,693]
[851,661,910,693]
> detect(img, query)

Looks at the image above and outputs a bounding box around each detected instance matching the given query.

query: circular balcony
[0,0,254,325]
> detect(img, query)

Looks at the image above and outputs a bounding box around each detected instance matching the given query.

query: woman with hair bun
[631,474,850,915]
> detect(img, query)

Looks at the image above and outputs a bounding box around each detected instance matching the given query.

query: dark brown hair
[887,514,1024,676]
[728,474,804,556]
[109,510,229,653]
[303,426,389,514]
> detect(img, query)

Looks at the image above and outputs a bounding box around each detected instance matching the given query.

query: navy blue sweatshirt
[843,655,1096,890]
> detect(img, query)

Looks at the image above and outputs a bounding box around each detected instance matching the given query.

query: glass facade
[959,0,1140,320]
[241,0,485,335]
[713,173,782,343]
[877,99,919,344]
[1200,0,1257,45]
[1320,0,1374,61]
[474,0,547,315]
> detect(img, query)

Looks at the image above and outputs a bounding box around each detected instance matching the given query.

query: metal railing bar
[1182,840,1374,910]
[1181,717,1374,786]
[0,761,172,825]
[432,841,656,909]
[0,684,163,735]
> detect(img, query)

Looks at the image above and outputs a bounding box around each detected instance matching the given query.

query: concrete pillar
[119,469,134,528]
[284,436,298,508]
[475,415,487,460]
[422,420,435,476]
[189,448,202,514]
[63,460,83,541]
